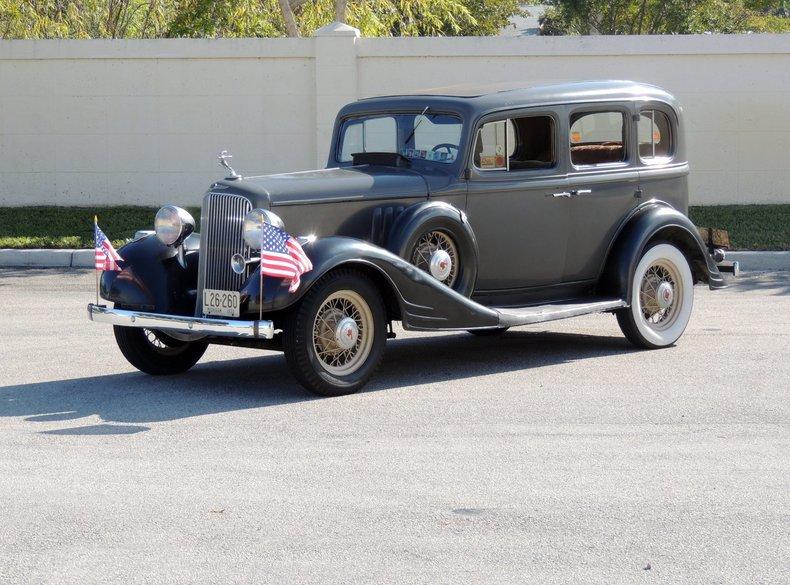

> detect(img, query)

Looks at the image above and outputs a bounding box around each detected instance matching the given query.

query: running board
[495,298,627,328]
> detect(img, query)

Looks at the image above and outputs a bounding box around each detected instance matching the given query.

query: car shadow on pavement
[728,271,790,296]
[0,329,637,435]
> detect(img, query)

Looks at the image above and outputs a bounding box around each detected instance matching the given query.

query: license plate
[202,289,240,318]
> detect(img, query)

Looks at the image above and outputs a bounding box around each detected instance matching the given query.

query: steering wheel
[432,143,459,155]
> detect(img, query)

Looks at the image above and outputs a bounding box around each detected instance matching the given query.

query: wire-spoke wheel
[113,325,208,375]
[311,290,374,377]
[283,269,387,396]
[410,230,459,288]
[141,329,190,354]
[617,242,694,349]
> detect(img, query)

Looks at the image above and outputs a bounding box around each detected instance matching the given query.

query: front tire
[616,242,694,349]
[113,326,208,375]
[283,269,387,396]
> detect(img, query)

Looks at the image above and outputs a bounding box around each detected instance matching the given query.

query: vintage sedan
[88,80,736,396]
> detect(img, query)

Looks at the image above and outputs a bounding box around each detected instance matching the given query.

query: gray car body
[104,80,723,331]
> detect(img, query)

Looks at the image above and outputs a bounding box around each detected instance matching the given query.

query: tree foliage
[0,0,525,38]
[537,0,790,35]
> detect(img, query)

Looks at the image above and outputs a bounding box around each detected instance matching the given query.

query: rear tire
[282,269,387,397]
[113,326,208,375]
[616,242,694,349]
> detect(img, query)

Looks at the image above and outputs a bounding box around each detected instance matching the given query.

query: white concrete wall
[1,32,788,207]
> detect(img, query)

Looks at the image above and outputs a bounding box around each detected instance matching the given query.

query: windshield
[337,113,463,165]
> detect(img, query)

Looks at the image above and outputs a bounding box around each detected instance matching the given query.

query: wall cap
[313,22,361,38]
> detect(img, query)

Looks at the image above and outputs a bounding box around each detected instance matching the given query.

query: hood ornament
[217,150,241,180]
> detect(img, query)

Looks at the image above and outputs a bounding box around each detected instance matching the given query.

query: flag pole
[94,215,99,305]
[259,228,264,323]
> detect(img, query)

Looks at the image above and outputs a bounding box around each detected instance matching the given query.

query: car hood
[212,166,429,209]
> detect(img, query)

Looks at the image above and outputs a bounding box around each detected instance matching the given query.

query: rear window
[638,109,674,164]
[570,111,626,166]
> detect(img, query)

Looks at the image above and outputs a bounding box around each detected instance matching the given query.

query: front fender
[599,202,726,301]
[245,236,499,330]
[99,234,200,316]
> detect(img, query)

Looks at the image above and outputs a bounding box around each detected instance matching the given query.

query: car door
[562,103,641,283]
[465,108,571,292]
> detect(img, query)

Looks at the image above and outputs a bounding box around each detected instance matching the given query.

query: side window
[509,116,555,170]
[474,115,555,171]
[339,116,397,162]
[474,120,510,170]
[638,109,673,164]
[570,111,626,166]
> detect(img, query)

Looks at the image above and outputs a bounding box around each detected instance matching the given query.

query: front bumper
[87,304,275,339]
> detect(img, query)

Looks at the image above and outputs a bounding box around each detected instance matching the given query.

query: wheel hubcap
[429,249,453,281]
[335,317,359,350]
[411,231,459,287]
[312,290,374,376]
[656,281,674,309]
[639,261,681,330]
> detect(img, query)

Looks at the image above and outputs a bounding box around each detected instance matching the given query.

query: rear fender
[598,202,726,301]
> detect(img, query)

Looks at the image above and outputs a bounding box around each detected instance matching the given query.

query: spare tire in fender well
[385,200,479,297]
[597,202,726,300]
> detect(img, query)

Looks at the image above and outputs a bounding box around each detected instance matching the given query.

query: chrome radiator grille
[196,192,252,313]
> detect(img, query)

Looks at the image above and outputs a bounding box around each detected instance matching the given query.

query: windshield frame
[333,108,467,173]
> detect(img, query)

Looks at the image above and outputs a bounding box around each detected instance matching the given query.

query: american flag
[259,222,313,292]
[94,218,123,271]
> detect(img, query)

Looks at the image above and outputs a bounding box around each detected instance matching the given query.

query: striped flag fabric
[94,217,123,271]
[259,222,313,293]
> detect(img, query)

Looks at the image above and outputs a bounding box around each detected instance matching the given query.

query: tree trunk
[278,0,300,37]
[335,0,347,23]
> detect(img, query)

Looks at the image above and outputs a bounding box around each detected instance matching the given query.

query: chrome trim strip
[271,193,426,206]
[635,162,690,179]
[88,304,274,339]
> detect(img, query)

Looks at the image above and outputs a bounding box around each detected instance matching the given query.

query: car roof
[344,80,678,117]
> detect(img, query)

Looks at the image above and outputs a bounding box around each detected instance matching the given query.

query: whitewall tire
[616,242,694,349]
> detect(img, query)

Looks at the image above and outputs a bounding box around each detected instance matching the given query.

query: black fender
[245,236,499,331]
[99,234,200,316]
[598,202,726,301]
[384,200,478,296]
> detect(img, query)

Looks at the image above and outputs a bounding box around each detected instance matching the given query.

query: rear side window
[638,109,673,164]
[570,111,626,166]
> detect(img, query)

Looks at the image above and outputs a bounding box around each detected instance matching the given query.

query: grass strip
[0,204,787,250]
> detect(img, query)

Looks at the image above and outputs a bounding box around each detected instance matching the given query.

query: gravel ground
[0,269,788,584]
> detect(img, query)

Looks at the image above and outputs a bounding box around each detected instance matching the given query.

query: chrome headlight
[243,209,284,249]
[154,205,195,247]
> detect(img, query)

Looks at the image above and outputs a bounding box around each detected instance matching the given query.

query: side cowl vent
[371,205,405,246]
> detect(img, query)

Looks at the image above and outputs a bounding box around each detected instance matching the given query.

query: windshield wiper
[403,106,430,147]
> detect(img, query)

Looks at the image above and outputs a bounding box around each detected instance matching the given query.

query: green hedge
[0,204,787,250]
[688,204,789,251]
[0,206,199,249]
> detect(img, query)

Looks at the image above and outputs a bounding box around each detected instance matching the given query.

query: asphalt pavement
[1,269,788,584]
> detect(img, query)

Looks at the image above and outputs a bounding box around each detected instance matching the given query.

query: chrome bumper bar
[87,304,274,339]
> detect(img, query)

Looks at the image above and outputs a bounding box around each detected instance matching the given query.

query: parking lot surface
[1,269,788,584]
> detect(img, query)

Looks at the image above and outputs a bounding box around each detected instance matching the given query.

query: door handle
[573,189,592,196]
[552,191,572,198]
